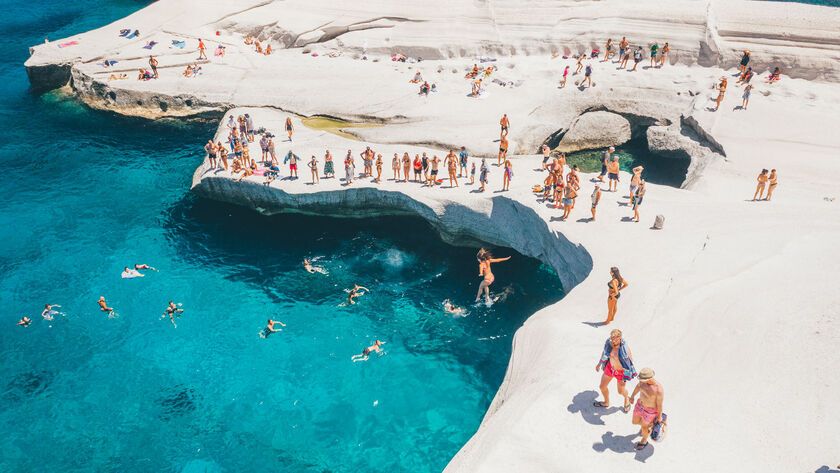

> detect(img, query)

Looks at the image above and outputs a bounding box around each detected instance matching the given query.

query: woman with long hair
[475,248,511,304]
[605,267,629,324]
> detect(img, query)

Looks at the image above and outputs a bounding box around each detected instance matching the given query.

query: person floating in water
[17,316,31,327]
[630,367,665,451]
[263,319,286,337]
[443,299,466,316]
[303,258,328,275]
[163,301,183,328]
[346,284,370,305]
[41,304,61,321]
[351,340,383,362]
[122,267,144,279]
[594,329,637,412]
[475,248,511,304]
[98,296,115,316]
[135,263,157,271]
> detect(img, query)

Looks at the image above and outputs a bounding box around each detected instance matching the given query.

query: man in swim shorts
[458,146,469,177]
[499,114,510,138]
[98,296,114,314]
[594,329,637,411]
[263,319,285,337]
[630,367,664,450]
[352,340,383,362]
[599,146,613,182]
[17,316,32,327]
[607,156,621,192]
[498,136,508,166]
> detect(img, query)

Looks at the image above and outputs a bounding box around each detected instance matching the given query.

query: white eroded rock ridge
[26,2,840,472]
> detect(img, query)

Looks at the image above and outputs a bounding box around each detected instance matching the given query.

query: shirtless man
[17,316,32,327]
[347,284,370,305]
[498,135,509,166]
[607,156,621,192]
[98,296,114,315]
[630,368,665,450]
[121,267,143,279]
[444,150,459,187]
[541,144,552,170]
[205,140,217,169]
[590,185,602,221]
[429,155,441,186]
[443,299,466,316]
[599,147,613,182]
[163,301,183,327]
[458,146,469,178]
[629,165,644,199]
[149,56,159,78]
[303,258,327,275]
[499,114,510,138]
[618,37,629,64]
[351,340,383,362]
[594,329,637,412]
[263,319,286,337]
[41,304,61,321]
[765,169,778,201]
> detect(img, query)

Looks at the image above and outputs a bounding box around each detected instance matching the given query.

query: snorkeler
[474,248,511,304]
[41,304,61,321]
[263,319,286,338]
[163,301,183,328]
[121,267,144,279]
[303,258,328,275]
[443,299,466,316]
[347,284,370,305]
[17,316,31,327]
[351,340,383,362]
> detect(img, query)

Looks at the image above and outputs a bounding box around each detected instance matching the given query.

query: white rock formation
[557,111,632,153]
[26,2,840,472]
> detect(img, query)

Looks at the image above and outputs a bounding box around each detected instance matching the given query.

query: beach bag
[653,214,665,230]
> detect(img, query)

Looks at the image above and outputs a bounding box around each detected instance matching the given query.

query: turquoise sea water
[0,2,564,472]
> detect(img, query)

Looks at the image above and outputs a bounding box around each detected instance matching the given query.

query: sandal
[635,442,648,451]
[592,401,608,408]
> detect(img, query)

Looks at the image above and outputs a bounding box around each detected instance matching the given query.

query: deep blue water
[0,2,564,472]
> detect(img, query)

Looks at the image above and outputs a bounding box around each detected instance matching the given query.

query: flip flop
[592,401,608,408]
[635,442,648,451]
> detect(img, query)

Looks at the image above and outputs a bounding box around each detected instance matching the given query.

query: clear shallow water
[564,138,690,188]
[0,1,563,472]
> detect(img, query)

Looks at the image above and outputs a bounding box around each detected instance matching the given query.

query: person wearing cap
[599,146,614,182]
[630,367,664,450]
[594,329,637,411]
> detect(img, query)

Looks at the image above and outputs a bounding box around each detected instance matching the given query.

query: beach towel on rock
[171,40,186,49]
[58,41,79,48]
[143,41,158,50]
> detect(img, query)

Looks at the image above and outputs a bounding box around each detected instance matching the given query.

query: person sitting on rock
[182,64,193,78]
[410,71,423,83]
[419,81,430,96]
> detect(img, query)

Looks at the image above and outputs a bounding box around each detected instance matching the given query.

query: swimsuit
[633,401,659,424]
[604,361,624,381]
[608,172,619,180]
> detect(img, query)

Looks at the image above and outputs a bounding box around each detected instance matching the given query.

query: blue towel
[171,40,186,49]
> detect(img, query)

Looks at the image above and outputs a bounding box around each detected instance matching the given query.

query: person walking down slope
[197,38,207,60]
[594,329,638,412]
[630,368,665,451]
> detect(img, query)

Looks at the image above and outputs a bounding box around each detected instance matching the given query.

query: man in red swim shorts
[594,329,637,411]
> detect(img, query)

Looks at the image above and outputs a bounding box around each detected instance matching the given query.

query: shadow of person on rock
[568,390,620,426]
[814,466,840,473]
[592,431,655,463]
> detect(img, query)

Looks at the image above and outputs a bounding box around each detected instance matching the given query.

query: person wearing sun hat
[629,367,664,450]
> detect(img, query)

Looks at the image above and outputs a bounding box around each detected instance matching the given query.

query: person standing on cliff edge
[149,56,158,78]
[594,329,637,412]
[197,38,207,60]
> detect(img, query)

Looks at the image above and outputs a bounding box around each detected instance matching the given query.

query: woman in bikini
[375,154,383,183]
[402,152,411,183]
[474,248,512,304]
[605,267,628,324]
[753,168,769,201]
[765,169,778,201]
[714,77,727,111]
[285,117,294,141]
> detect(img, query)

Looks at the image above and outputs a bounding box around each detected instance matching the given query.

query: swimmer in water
[346,284,370,305]
[134,263,157,271]
[163,301,183,328]
[41,304,61,321]
[98,296,114,315]
[303,258,328,275]
[474,248,512,304]
[263,319,286,337]
[121,267,144,279]
[352,340,383,362]
[17,316,32,327]
[443,299,466,316]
